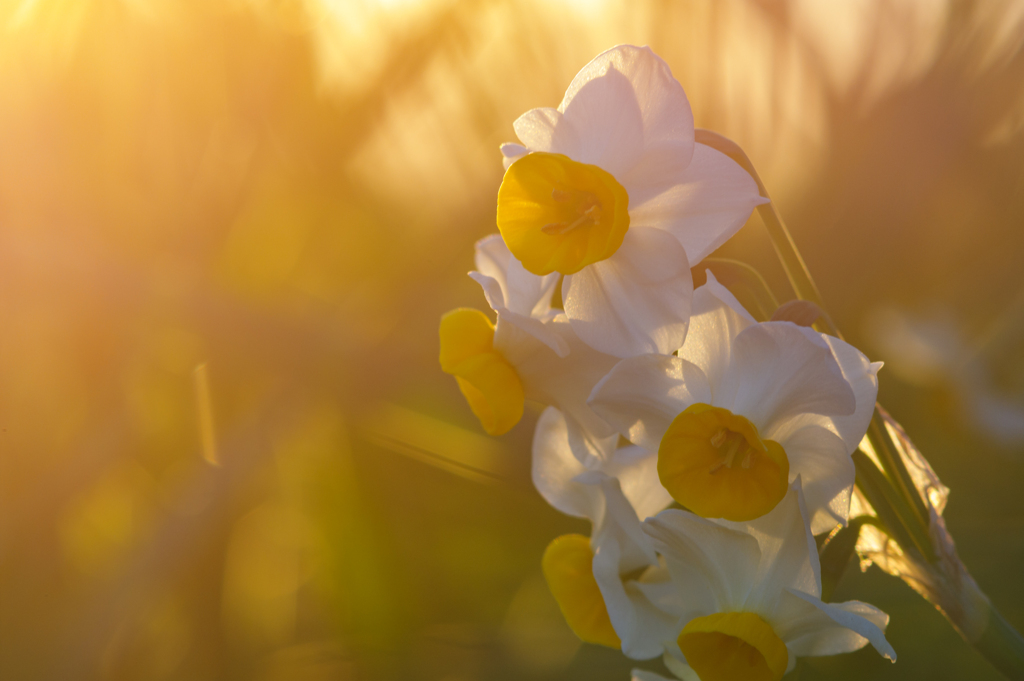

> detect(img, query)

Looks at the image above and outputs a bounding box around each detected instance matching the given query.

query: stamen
[721,437,743,467]
[541,204,601,236]
[541,223,568,235]
[708,428,753,475]
[551,188,573,202]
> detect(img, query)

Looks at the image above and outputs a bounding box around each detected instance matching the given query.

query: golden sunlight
[2,1,1024,680]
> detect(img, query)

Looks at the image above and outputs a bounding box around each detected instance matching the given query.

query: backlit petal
[498,316,619,445]
[589,354,712,452]
[773,589,896,662]
[725,322,856,429]
[472,233,560,320]
[470,235,566,356]
[513,107,581,158]
[559,45,694,178]
[628,143,768,264]
[818,333,881,453]
[500,142,528,170]
[718,481,821,612]
[643,509,759,615]
[765,422,856,535]
[563,227,692,358]
[559,60,645,178]
[604,443,674,521]
[591,478,672,659]
[531,406,604,520]
[679,272,757,387]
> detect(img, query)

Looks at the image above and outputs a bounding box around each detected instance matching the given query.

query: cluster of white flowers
[440,45,896,681]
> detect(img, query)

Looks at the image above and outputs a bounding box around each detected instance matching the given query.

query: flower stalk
[695,128,1024,679]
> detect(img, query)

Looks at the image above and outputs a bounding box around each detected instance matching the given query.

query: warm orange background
[1,1,1023,679]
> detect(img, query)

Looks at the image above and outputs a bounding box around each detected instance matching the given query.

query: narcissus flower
[440,236,617,460]
[638,481,895,681]
[589,273,880,533]
[497,44,767,358]
[532,406,677,658]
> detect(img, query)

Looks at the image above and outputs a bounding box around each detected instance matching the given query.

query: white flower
[440,236,617,462]
[497,44,767,358]
[641,480,895,681]
[532,406,677,658]
[589,272,880,533]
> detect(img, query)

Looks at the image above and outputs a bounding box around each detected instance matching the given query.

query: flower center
[708,427,755,473]
[541,187,603,235]
[678,612,788,681]
[657,404,790,522]
[438,308,524,436]
[497,152,629,276]
[542,533,621,649]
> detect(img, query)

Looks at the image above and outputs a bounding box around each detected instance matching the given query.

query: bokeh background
[2,0,1024,679]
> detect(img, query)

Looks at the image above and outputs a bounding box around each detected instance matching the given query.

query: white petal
[589,354,712,452]
[717,481,821,613]
[468,269,507,318]
[500,142,527,157]
[512,107,581,158]
[618,139,695,209]
[678,272,758,388]
[559,45,694,179]
[560,63,645,178]
[531,406,603,520]
[616,585,680,661]
[604,444,674,521]
[628,575,688,658]
[594,477,658,567]
[627,143,768,265]
[471,237,566,356]
[499,317,619,440]
[773,589,896,661]
[818,333,881,453]
[503,145,528,167]
[563,227,692,358]
[643,509,759,615]
[767,422,856,535]
[482,295,569,357]
[564,413,620,466]
[473,233,511,289]
[472,234,559,320]
[592,479,672,659]
[506,254,560,320]
[500,142,528,170]
[724,322,856,429]
[755,332,877,532]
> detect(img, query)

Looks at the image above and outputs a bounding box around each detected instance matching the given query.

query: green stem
[866,415,934,557]
[851,450,924,556]
[694,128,1024,677]
[700,257,779,321]
[695,128,932,551]
[976,606,1024,680]
[693,130,838,337]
